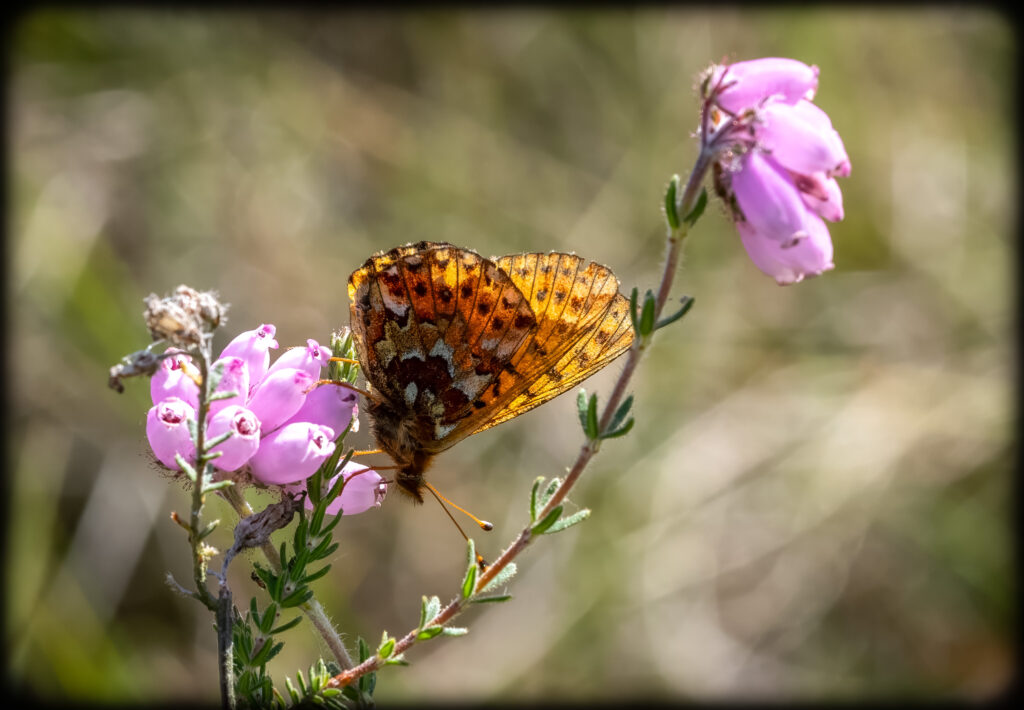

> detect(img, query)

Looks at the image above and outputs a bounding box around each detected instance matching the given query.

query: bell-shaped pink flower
[207,356,250,418]
[266,339,330,380]
[712,57,818,114]
[218,324,278,388]
[757,100,850,179]
[731,151,813,245]
[146,397,197,470]
[794,171,844,222]
[151,348,200,410]
[207,405,261,471]
[249,422,336,485]
[246,368,315,433]
[286,461,387,516]
[736,211,834,285]
[281,382,358,435]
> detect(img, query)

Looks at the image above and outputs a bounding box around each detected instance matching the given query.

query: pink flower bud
[731,151,812,244]
[151,348,200,410]
[146,397,197,470]
[267,339,331,380]
[207,405,261,471]
[218,324,278,387]
[207,356,249,418]
[736,211,834,285]
[795,172,844,222]
[287,461,386,516]
[246,368,315,433]
[713,57,818,113]
[757,101,850,178]
[248,422,336,485]
[281,382,358,435]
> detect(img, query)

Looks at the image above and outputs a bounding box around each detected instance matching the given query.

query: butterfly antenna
[423,482,491,569]
[423,481,494,532]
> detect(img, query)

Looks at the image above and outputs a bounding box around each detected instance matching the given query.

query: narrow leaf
[270,615,302,635]
[664,174,681,230]
[629,286,640,336]
[586,393,599,440]
[176,454,197,482]
[600,417,635,440]
[544,508,591,534]
[480,562,517,592]
[208,389,239,402]
[655,295,694,331]
[424,595,441,624]
[531,505,563,535]
[639,290,656,336]
[461,539,477,599]
[607,395,634,435]
[441,627,468,636]
[682,187,708,227]
[576,389,590,436]
[201,479,234,494]
[470,594,513,604]
[384,656,409,666]
[416,626,444,641]
[529,477,543,522]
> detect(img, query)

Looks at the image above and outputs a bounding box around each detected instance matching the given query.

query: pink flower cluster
[145,324,385,515]
[709,58,850,285]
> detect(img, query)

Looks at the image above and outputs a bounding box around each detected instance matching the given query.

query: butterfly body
[348,241,634,503]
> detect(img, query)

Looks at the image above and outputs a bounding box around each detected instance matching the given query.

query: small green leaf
[377,632,395,659]
[424,595,441,625]
[201,479,234,494]
[357,636,371,663]
[270,615,302,635]
[259,603,279,633]
[176,454,197,482]
[416,626,444,641]
[441,627,468,636]
[196,519,220,539]
[204,430,233,450]
[418,596,429,630]
[606,395,634,435]
[586,392,599,440]
[531,505,563,535]
[461,540,478,599]
[301,564,331,585]
[664,174,681,230]
[543,508,591,534]
[655,295,694,331]
[480,562,517,592]
[600,417,634,440]
[280,586,314,608]
[384,655,409,666]
[682,187,708,227]
[538,478,560,509]
[639,290,657,336]
[470,594,513,604]
[206,359,226,396]
[576,389,590,436]
[208,389,239,402]
[529,477,543,522]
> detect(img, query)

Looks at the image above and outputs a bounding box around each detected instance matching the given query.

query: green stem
[220,486,354,671]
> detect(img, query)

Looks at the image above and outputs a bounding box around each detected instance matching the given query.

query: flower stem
[219,486,355,671]
[326,146,716,691]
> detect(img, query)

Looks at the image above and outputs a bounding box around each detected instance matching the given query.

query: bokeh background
[6,7,1015,704]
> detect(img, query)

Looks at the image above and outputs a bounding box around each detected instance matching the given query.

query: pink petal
[736,210,835,285]
[281,382,358,435]
[146,397,197,470]
[249,422,336,485]
[150,348,199,410]
[246,368,315,433]
[794,172,844,222]
[758,101,851,178]
[731,152,811,244]
[218,324,278,387]
[286,461,387,516]
[267,338,330,380]
[713,58,818,114]
[208,356,249,418]
[207,405,261,471]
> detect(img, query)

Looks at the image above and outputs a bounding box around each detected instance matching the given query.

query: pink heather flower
[207,405,261,471]
[281,382,359,436]
[146,397,197,470]
[218,324,278,388]
[711,57,818,114]
[266,339,330,379]
[249,422,336,485]
[286,461,387,516]
[207,356,250,418]
[246,368,315,433]
[708,57,848,285]
[150,348,199,410]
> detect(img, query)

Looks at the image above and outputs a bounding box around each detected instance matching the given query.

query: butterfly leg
[306,378,372,399]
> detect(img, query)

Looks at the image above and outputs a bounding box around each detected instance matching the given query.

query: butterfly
[348,241,634,503]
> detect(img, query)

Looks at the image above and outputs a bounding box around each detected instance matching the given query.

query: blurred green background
[7,7,1014,703]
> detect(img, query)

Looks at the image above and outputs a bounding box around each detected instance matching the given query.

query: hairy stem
[220,486,355,671]
[327,145,715,690]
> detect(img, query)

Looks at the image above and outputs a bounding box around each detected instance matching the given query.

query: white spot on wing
[435,422,457,439]
[400,347,425,362]
[404,382,418,405]
[429,338,456,377]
